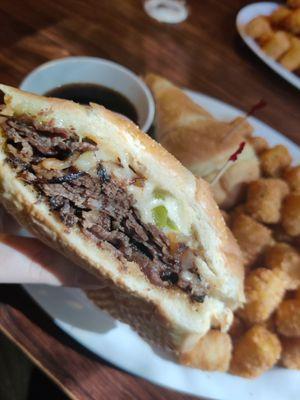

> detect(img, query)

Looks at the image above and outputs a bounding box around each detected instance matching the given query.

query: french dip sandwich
[0,84,244,358]
[145,74,260,209]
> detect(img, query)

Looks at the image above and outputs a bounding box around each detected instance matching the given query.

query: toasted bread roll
[0,84,244,358]
[145,74,260,209]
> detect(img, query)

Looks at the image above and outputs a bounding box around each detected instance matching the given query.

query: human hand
[0,208,99,288]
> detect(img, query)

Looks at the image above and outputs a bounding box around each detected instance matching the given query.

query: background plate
[236,2,300,90]
[25,90,300,400]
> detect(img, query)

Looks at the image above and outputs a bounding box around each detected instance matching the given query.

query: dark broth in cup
[45,83,138,124]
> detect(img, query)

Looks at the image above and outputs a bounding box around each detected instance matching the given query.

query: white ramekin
[20,56,155,133]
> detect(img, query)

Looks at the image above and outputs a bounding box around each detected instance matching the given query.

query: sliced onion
[180,248,195,271]
[73,151,97,172]
[179,270,195,283]
[39,158,73,170]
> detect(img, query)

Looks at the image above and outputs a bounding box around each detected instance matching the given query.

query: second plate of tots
[237,1,300,89]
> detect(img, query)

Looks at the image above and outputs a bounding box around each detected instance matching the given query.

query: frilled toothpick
[210,141,246,185]
[210,99,266,186]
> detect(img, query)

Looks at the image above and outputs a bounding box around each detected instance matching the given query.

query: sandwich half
[0,84,243,357]
[145,74,260,209]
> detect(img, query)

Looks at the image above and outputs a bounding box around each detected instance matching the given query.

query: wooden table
[0,1,299,399]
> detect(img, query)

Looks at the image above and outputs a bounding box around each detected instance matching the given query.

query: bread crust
[0,84,244,356]
[144,74,250,163]
[145,73,260,208]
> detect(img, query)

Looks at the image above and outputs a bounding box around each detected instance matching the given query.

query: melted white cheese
[128,181,192,236]
[74,149,193,236]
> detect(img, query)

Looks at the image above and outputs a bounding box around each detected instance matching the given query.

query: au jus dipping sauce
[45,83,138,124]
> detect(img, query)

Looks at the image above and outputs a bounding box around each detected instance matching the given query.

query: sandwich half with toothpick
[145,74,260,209]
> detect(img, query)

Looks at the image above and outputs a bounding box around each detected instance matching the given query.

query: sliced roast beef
[1,116,208,301]
[4,118,96,161]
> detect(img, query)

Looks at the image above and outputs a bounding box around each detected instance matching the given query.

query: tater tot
[284,166,300,192]
[230,325,281,378]
[260,145,292,177]
[280,37,300,71]
[288,0,300,9]
[270,6,292,26]
[239,268,287,324]
[276,299,300,336]
[231,213,273,267]
[283,8,300,34]
[264,242,300,290]
[245,178,289,224]
[246,16,273,43]
[262,31,291,60]
[262,314,277,333]
[248,135,269,155]
[221,210,230,226]
[281,193,300,237]
[180,330,232,372]
[230,204,246,218]
[229,315,247,341]
[272,225,294,244]
[281,337,300,369]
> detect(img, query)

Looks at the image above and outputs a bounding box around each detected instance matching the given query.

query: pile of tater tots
[246,0,300,73]
[227,135,300,378]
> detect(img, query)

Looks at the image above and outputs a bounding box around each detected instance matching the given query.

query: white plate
[24,90,300,400]
[236,2,300,90]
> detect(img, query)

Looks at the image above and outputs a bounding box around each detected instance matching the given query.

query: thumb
[0,234,101,288]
